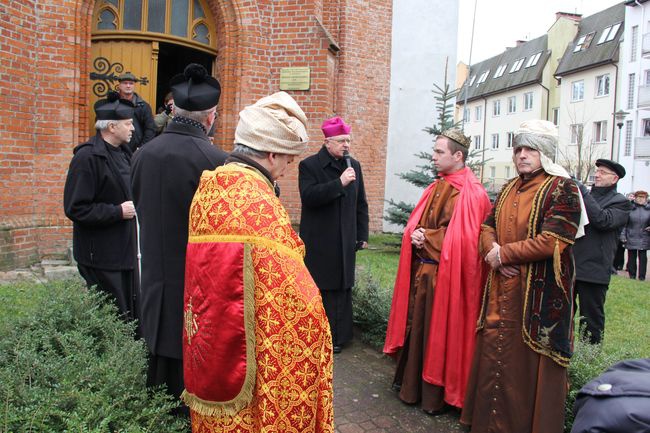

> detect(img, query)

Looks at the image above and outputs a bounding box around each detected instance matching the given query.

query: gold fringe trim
[541,230,575,246]
[522,328,571,368]
[189,234,304,262]
[181,244,258,416]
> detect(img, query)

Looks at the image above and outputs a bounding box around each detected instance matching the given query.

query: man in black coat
[64,94,138,320]
[131,64,228,401]
[573,159,633,344]
[299,116,369,354]
[116,72,156,151]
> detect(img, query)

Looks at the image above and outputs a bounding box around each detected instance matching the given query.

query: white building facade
[619,0,650,194]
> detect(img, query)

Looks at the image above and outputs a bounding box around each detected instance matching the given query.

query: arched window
[92,0,216,53]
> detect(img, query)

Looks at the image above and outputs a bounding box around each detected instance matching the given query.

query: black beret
[117,72,137,82]
[170,63,221,111]
[94,91,135,121]
[595,159,626,178]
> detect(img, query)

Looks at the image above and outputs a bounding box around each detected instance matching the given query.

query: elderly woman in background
[621,190,650,281]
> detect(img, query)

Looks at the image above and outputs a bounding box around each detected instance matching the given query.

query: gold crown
[440,128,471,148]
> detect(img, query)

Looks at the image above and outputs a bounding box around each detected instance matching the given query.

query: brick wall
[0,0,392,270]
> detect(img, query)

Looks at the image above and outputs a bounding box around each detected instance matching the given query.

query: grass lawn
[356,233,650,358]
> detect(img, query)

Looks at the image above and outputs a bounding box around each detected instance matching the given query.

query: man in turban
[461,120,586,433]
[131,64,228,403]
[384,129,491,414]
[181,91,333,433]
[299,116,369,353]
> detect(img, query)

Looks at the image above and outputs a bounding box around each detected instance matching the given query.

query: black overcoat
[63,133,135,270]
[131,121,227,359]
[299,146,369,292]
[127,93,156,152]
[574,185,632,284]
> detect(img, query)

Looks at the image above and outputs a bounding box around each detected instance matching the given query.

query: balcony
[634,137,650,158]
[643,33,650,58]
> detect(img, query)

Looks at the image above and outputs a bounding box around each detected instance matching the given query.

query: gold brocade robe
[461,172,569,433]
[184,163,333,433]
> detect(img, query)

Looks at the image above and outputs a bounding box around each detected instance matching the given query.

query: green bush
[0,280,188,433]
[564,330,641,432]
[353,268,392,349]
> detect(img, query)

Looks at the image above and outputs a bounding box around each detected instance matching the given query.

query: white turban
[513,119,588,238]
[234,91,308,155]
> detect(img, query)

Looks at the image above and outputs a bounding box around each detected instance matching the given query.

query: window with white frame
[505,166,511,178]
[571,80,584,101]
[598,22,621,44]
[595,74,610,97]
[475,105,482,121]
[645,70,650,86]
[624,120,632,156]
[489,166,496,178]
[507,96,517,113]
[491,133,499,149]
[552,108,559,125]
[493,100,501,116]
[494,64,507,78]
[628,73,636,109]
[463,107,470,123]
[507,132,514,148]
[631,26,638,62]
[469,75,476,86]
[570,124,584,144]
[474,135,481,150]
[643,119,650,136]
[574,32,595,52]
[509,58,525,73]
[477,70,490,85]
[524,92,533,111]
[525,52,542,68]
[593,121,607,143]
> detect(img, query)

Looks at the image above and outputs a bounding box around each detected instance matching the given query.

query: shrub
[353,268,392,349]
[0,280,188,433]
[564,330,641,432]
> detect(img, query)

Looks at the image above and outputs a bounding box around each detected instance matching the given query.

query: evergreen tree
[384,63,487,228]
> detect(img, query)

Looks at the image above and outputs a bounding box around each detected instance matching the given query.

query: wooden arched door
[89,0,217,134]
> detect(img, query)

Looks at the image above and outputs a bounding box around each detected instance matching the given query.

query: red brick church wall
[0,0,391,271]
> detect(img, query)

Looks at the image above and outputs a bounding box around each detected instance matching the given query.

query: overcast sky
[457,0,625,65]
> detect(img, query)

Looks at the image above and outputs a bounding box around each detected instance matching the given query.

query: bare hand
[340,167,356,186]
[359,241,368,250]
[411,227,425,249]
[121,201,136,219]
[498,265,520,278]
[485,242,502,269]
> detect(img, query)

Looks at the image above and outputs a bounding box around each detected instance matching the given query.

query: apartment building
[555,3,625,183]
[457,13,580,193]
[619,0,650,194]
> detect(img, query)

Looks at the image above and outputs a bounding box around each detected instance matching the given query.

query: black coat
[63,133,135,270]
[131,121,228,359]
[574,184,633,284]
[127,93,156,152]
[299,147,369,292]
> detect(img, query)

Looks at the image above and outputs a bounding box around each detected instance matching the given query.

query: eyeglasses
[594,168,616,176]
[327,137,351,144]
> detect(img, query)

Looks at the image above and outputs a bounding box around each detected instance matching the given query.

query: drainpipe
[611,62,619,159]
[539,82,550,122]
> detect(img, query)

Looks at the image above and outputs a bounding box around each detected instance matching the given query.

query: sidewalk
[333,339,465,433]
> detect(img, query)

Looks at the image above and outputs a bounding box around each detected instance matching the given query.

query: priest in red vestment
[182,92,333,433]
[384,128,492,414]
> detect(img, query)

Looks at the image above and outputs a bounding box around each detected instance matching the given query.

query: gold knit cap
[439,128,471,148]
[234,91,309,155]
